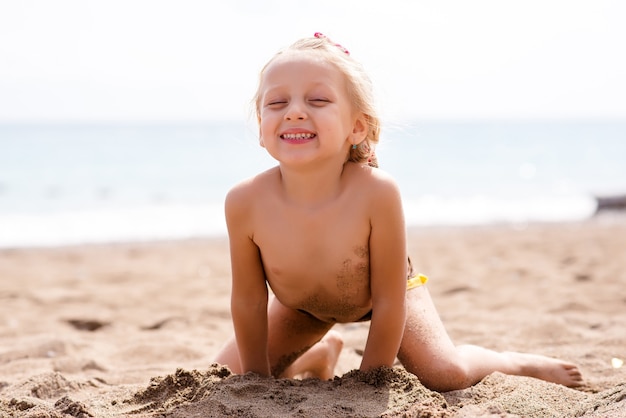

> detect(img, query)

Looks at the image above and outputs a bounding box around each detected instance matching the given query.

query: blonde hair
[253,34,380,167]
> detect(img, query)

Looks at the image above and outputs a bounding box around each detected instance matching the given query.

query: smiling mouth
[280,133,316,140]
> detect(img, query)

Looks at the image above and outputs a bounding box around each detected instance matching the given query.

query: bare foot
[504,352,584,387]
[283,330,344,380]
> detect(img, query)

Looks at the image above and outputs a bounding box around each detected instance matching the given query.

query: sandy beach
[1,216,625,417]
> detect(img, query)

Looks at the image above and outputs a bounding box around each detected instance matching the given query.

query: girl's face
[257,51,367,167]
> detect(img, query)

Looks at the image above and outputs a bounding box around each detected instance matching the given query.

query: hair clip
[314,32,349,55]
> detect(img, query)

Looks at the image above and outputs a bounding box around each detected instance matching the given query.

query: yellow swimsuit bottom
[407,273,428,290]
[354,273,428,322]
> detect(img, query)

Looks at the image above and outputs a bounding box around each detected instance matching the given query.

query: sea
[1,120,625,248]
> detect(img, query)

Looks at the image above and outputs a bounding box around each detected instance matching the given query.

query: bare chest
[254,205,372,322]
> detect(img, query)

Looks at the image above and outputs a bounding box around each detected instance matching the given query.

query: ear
[258,117,265,148]
[351,113,369,143]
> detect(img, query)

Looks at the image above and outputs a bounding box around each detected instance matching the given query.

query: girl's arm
[360,174,408,371]
[225,185,271,376]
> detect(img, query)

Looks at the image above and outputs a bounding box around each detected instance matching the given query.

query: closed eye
[309,98,330,105]
[266,100,287,107]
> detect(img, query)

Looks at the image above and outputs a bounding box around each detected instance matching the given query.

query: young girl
[214,33,584,391]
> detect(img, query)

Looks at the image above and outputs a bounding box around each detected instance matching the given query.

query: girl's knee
[213,338,241,374]
[407,357,472,392]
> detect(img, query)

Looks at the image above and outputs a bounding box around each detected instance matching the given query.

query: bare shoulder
[226,167,279,205]
[346,163,402,202]
[225,166,279,222]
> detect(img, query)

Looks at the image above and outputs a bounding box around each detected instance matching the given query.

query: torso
[251,164,374,323]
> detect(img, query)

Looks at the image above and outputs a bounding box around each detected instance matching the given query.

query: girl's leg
[397,286,584,392]
[213,296,342,379]
[282,330,343,380]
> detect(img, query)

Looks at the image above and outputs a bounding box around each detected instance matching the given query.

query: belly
[273,285,372,324]
[257,225,373,323]
[296,307,373,323]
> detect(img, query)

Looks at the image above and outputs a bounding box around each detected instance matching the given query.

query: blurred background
[1,0,625,247]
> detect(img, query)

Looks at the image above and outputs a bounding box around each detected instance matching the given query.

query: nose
[284,101,307,121]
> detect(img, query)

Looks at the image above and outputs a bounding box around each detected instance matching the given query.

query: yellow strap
[407,273,428,290]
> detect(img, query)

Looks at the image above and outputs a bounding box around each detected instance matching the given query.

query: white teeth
[282,133,315,139]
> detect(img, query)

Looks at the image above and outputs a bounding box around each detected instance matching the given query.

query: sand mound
[1,363,625,417]
[125,365,448,417]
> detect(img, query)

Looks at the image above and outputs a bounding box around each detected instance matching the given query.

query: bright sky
[1,0,624,123]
